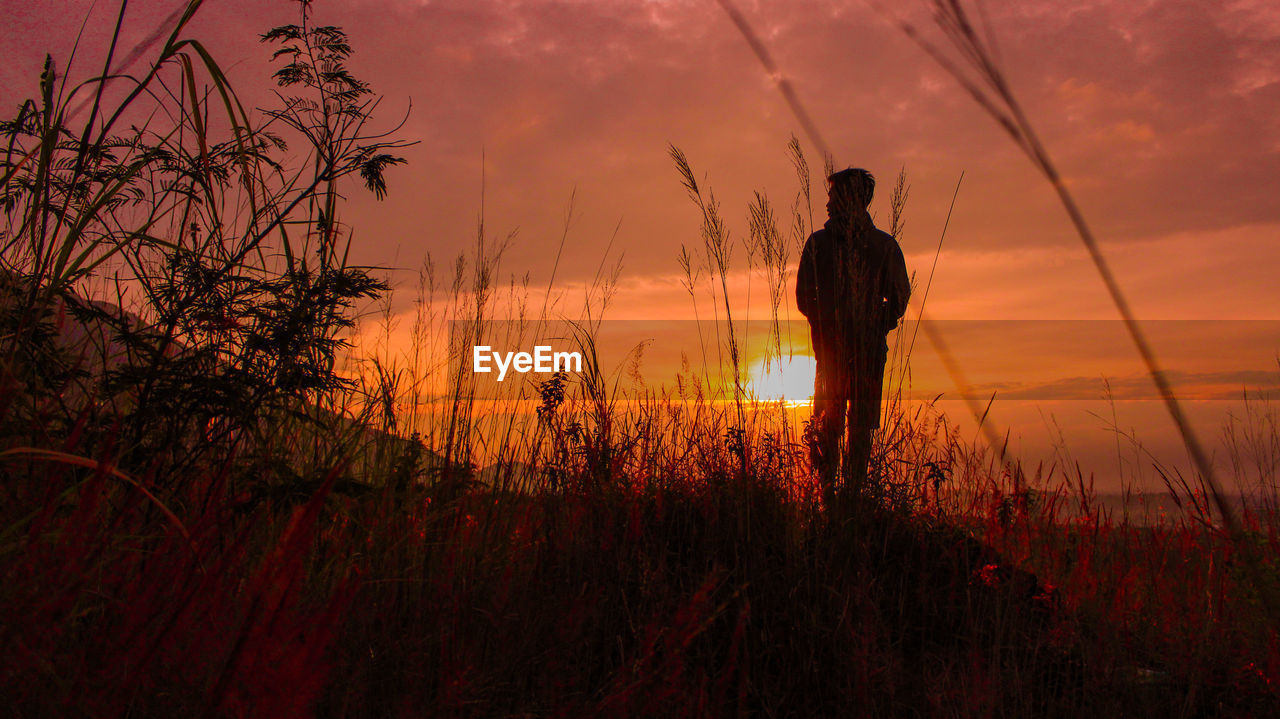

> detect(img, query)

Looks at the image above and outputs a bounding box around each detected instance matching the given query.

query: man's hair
[827,168,875,208]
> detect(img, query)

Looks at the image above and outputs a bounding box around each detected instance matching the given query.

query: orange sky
[3,0,1279,490]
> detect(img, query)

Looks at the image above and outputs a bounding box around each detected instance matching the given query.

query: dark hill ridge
[0,272,452,494]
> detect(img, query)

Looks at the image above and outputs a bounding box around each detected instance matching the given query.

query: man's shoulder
[801,227,833,252]
[869,227,896,243]
[869,227,903,254]
[806,223,898,249]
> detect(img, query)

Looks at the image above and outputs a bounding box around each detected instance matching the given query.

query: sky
[2,0,1279,489]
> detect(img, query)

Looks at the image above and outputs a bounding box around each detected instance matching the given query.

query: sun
[745,354,817,406]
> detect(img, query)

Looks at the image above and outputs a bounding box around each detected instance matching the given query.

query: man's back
[796,220,910,346]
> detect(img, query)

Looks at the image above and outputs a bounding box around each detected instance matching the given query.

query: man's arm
[795,233,819,319]
[885,243,910,326]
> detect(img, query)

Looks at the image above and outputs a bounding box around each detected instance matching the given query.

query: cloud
[5,0,1277,321]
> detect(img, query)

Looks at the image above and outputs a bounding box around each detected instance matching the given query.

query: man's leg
[810,341,846,497]
[845,405,872,496]
[841,339,879,494]
[826,366,849,497]
[845,345,888,495]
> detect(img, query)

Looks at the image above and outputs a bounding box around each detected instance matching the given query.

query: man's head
[826,168,875,223]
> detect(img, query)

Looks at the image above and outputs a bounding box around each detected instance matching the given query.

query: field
[2,1,1278,716]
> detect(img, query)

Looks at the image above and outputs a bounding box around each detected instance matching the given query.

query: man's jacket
[796,219,910,349]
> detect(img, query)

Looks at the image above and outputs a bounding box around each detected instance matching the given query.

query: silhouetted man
[796,168,910,497]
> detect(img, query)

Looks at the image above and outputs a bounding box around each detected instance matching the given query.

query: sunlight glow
[746,354,817,406]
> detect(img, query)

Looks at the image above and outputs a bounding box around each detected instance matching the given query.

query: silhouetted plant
[0,0,410,493]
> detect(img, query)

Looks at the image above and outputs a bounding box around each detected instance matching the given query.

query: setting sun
[746,354,817,405]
